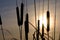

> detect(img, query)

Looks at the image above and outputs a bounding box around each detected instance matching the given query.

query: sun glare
[38,12,54,29]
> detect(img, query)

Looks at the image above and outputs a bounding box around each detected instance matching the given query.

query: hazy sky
[0,0,60,40]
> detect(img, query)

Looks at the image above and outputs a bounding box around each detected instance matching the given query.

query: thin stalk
[1,25,5,40]
[54,0,56,40]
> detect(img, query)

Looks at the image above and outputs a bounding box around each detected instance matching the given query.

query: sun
[38,13,47,28]
[38,12,54,29]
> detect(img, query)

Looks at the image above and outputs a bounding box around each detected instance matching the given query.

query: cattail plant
[47,11,50,40]
[20,3,24,25]
[47,11,50,32]
[0,16,2,25]
[16,6,21,26]
[37,20,40,40]
[0,15,5,40]
[42,24,45,40]
[24,13,29,40]
[25,13,29,33]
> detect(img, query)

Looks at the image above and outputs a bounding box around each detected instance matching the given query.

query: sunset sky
[0,0,60,40]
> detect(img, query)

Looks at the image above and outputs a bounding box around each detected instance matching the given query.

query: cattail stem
[19,26,22,40]
[1,25,5,40]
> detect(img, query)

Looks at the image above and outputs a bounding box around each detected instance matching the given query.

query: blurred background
[0,0,60,40]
